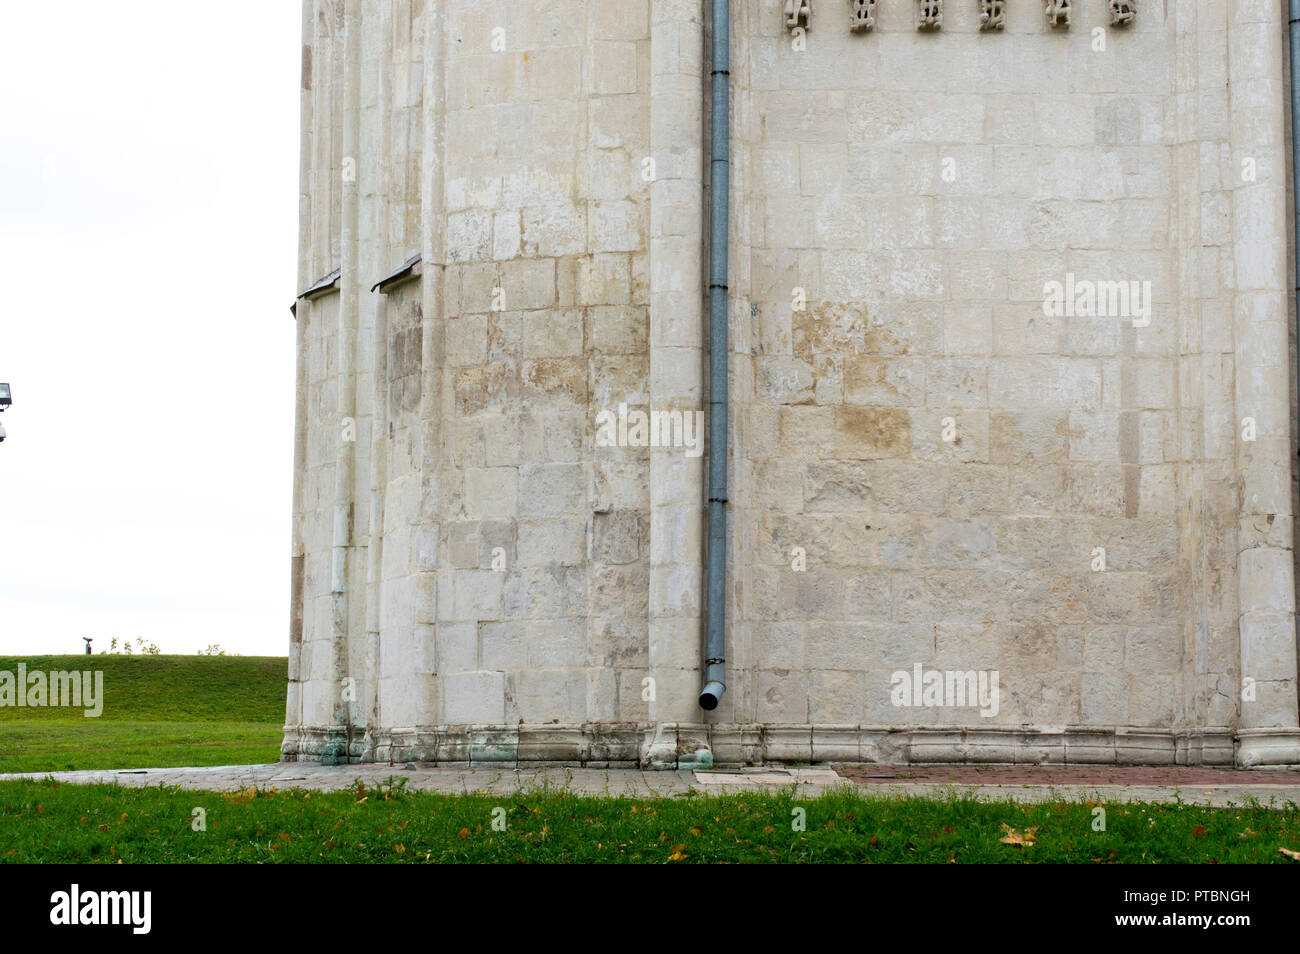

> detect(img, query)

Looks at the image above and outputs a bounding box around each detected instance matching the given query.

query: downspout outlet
[699,680,725,711]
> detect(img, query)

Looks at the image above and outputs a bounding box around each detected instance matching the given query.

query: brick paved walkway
[3,762,1300,807]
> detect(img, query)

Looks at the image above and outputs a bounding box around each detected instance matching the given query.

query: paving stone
[5,762,1300,808]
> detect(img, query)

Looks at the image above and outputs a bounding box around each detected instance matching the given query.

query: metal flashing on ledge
[297,266,342,302]
[371,253,422,294]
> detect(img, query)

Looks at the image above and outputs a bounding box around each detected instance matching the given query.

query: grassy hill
[0,655,286,773]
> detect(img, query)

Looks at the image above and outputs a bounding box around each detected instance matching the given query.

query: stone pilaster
[284,0,316,756]
[644,0,708,767]
[1228,1,1300,766]
[415,0,446,731]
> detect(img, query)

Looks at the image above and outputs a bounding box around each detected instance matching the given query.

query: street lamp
[0,383,10,443]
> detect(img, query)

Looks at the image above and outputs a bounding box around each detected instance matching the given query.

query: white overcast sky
[0,2,301,656]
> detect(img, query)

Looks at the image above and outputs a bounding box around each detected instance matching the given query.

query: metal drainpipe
[699,0,730,711]
[1291,0,1300,442]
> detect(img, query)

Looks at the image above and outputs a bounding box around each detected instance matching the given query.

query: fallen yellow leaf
[999,823,1039,847]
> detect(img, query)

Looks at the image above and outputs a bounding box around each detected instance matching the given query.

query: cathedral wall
[730,1,1188,739]
[286,0,1300,767]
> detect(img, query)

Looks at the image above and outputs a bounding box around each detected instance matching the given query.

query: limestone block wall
[724,0,1299,765]
[284,0,1300,767]
[732,1,1188,732]
[286,0,663,764]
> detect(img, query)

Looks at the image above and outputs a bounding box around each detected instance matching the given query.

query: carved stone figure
[918,0,942,30]
[1045,0,1070,28]
[785,0,812,31]
[1109,0,1136,25]
[851,0,877,32]
[979,0,1006,31]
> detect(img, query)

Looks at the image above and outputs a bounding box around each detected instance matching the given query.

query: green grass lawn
[0,656,285,773]
[1,778,1298,863]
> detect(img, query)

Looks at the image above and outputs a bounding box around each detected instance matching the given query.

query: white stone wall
[735,0,1184,729]
[285,0,1300,767]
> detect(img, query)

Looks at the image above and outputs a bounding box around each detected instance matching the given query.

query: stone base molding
[1235,728,1300,769]
[280,723,1295,769]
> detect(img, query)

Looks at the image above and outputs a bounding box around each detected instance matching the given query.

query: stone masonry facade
[284,0,1300,768]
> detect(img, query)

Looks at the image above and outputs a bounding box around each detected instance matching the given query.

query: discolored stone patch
[832,407,911,459]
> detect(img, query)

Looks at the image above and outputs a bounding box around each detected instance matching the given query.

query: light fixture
[0,383,10,442]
